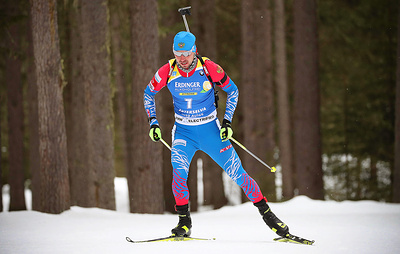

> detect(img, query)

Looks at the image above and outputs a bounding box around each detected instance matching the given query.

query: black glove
[149,124,161,142]
[220,119,233,142]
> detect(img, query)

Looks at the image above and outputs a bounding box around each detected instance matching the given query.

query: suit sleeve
[144,63,170,126]
[205,60,239,122]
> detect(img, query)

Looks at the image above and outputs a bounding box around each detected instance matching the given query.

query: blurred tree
[128,0,164,213]
[0,0,9,210]
[27,2,40,211]
[394,0,400,203]
[254,0,276,201]
[216,0,241,83]
[0,116,2,212]
[193,0,228,210]
[215,0,243,204]
[241,0,276,201]
[63,0,90,208]
[274,0,295,200]
[30,0,70,213]
[158,0,182,213]
[293,0,324,200]
[240,0,257,202]
[319,0,397,201]
[78,0,116,210]
[6,0,26,211]
[109,0,130,178]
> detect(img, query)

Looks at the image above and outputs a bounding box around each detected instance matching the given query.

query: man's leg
[200,120,289,236]
[199,121,264,202]
[171,143,196,206]
[170,124,197,236]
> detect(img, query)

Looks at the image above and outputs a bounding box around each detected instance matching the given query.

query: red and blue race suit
[144,57,264,206]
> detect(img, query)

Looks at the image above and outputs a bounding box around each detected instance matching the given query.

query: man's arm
[205,59,239,122]
[143,62,171,126]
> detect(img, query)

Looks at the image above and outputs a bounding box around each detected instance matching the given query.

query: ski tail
[273,233,315,245]
[126,235,215,243]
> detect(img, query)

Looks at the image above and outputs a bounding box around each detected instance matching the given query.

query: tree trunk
[393,0,400,203]
[368,157,378,200]
[30,0,70,214]
[6,0,26,211]
[254,0,276,201]
[159,8,177,213]
[64,0,91,207]
[0,114,2,212]
[128,0,163,213]
[293,0,324,200]
[27,5,40,211]
[192,0,217,58]
[274,0,294,200]
[241,0,276,201]
[240,0,257,203]
[79,0,116,210]
[110,0,130,178]
[193,0,228,209]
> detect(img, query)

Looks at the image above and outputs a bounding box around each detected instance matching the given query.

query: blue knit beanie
[173,31,196,52]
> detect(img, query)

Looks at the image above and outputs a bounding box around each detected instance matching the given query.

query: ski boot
[171,204,192,237]
[254,198,289,237]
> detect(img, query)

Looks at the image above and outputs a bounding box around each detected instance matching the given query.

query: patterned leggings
[171,120,264,206]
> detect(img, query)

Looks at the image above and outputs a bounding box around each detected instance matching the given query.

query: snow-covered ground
[1,178,400,254]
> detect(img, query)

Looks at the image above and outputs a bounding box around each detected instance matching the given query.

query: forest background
[1,0,400,214]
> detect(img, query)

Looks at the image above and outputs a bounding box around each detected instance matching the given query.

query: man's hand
[220,119,233,142]
[149,125,162,142]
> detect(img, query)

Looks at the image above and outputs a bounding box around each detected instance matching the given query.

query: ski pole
[178,6,192,32]
[160,138,171,151]
[230,137,277,173]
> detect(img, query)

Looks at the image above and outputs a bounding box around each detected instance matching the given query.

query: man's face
[174,51,195,69]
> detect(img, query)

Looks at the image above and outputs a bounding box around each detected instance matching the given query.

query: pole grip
[178,6,192,16]
[178,6,191,32]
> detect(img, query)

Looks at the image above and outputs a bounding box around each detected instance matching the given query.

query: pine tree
[30,0,70,214]
[274,0,294,200]
[293,0,324,200]
[128,0,164,213]
[79,0,116,210]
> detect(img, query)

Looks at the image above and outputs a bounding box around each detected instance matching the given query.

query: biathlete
[144,31,289,238]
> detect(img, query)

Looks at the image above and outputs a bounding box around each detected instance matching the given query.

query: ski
[273,233,315,245]
[126,235,216,243]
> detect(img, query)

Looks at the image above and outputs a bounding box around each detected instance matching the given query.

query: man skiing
[144,31,289,238]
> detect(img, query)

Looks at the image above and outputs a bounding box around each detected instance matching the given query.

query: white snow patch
[1,178,400,254]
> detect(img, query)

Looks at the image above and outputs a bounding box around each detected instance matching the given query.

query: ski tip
[271,167,277,172]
